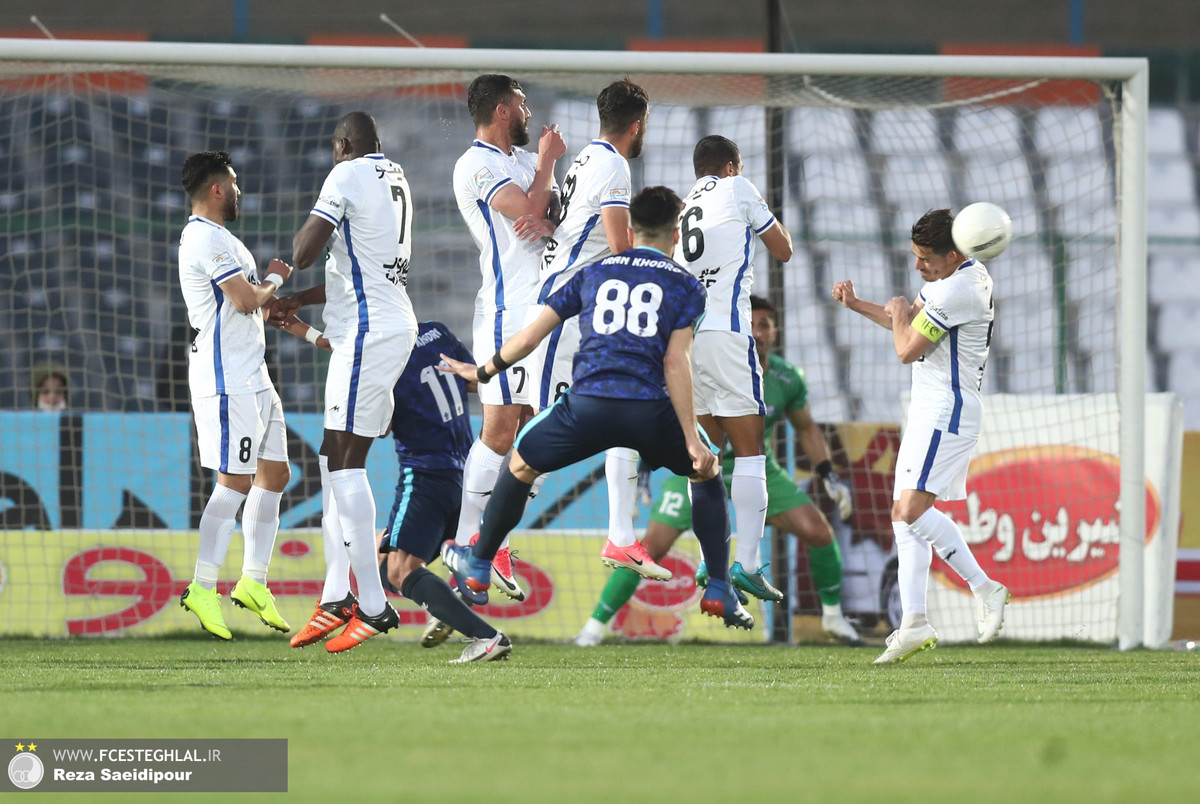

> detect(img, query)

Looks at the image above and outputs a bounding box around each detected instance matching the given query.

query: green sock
[809,541,843,608]
[591,568,643,624]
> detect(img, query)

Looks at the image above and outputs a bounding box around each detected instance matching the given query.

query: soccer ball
[952,202,1012,261]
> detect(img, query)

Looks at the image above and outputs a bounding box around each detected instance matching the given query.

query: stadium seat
[1035,106,1104,159]
[992,242,1054,306]
[808,200,882,244]
[823,242,893,303]
[870,108,943,155]
[1147,204,1200,241]
[881,153,952,206]
[992,297,1056,355]
[1146,156,1197,205]
[953,105,1026,158]
[789,107,861,154]
[1149,248,1200,304]
[962,153,1034,206]
[1147,107,1188,157]
[1044,155,1112,209]
[801,152,872,203]
[1154,302,1200,353]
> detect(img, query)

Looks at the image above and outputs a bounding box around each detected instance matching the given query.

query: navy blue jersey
[389,321,475,472]
[545,246,707,400]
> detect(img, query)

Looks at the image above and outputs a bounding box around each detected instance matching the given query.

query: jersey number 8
[593,279,662,337]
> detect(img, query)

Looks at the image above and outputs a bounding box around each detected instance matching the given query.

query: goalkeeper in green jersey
[574,295,861,645]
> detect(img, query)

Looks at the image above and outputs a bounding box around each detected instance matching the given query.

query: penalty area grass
[1,637,1197,803]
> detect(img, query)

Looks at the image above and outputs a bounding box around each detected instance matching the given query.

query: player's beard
[223,190,239,222]
[510,115,530,148]
[628,124,645,159]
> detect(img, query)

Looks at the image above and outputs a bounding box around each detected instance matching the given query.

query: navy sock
[690,474,731,583]
[400,567,497,639]
[474,469,532,561]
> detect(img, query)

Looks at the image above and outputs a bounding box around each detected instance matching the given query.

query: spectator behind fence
[31,362,69,412]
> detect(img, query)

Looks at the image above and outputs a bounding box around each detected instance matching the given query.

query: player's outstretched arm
[440,306,563,384]
[267,284,326,325]
[663,327,716,479]
[267,310,331,352]
[789,404,852,520]
[219,258,292,314]
[831,280,894,330]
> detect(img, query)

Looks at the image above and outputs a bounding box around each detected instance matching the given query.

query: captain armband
[911,310,947,343]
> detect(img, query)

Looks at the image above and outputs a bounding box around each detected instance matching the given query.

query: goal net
[0,41,1172,647]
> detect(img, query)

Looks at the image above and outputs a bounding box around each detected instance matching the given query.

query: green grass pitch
[2,636,1198,803]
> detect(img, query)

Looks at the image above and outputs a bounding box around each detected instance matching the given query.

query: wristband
[304,327,323,345]
[490,351,513,372]
[815,460,834,480]
[476,365,492,383]
[263,273,284,291]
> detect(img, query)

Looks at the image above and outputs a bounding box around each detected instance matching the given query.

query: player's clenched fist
[831,280,857,307]
[539,124,567,160]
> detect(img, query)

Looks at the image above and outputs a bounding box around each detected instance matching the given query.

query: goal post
[0,39,1166,647]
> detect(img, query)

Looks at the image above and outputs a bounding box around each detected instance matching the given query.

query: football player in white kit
[833,208,1010,664]
[673,135,800,603]
[449,74,565,601]
[177,150,295,640]
[524,79,666,579]
[273,112,419,653]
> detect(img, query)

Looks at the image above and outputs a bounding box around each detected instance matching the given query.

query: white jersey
[538,139,631,301]
[910,259,994,437]
[453,140,548,314]
[674,175,776,333]
[310,154,417,338]
[178,215,271,397]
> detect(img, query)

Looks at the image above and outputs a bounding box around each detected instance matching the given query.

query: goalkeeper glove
[816,460,853,522]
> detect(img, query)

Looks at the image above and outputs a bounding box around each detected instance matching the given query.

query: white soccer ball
[952,202,1012,261]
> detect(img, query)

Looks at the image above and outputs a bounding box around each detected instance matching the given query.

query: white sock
[910,507,990,591]
[194,484,246,590]
[319,456,351,604]
[581,617,606,637]
[892,520,931,618]
[605,447,639,548]
[732,455,768,568]
[241,486,281,584]
[329,467,387,617]
[821,602,844,618]
[455,440,507,545]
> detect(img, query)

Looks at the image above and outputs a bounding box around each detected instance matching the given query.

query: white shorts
[893,422,977,501]
[526,306,580,411]
[325,329,416,437]
[473,306,535,407]
[692,330,765,418]
[193,387,288,474]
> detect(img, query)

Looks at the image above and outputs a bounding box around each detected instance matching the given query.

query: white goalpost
[0,38,1175,648]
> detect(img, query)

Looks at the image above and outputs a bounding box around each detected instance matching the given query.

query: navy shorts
[515,392,715,477]
[378,467,462,564]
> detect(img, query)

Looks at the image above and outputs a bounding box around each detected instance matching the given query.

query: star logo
[27,744,36,753]
[13,743,23,752]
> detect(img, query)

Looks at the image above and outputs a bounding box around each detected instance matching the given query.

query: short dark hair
[749,295,775,316]
[911,209,957,256]
[181,151,233,200]
[467,74,522,128]
[630,185,681,239]
[597,78,649,136]
[336,111,380,156]
[693,135,740,178]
